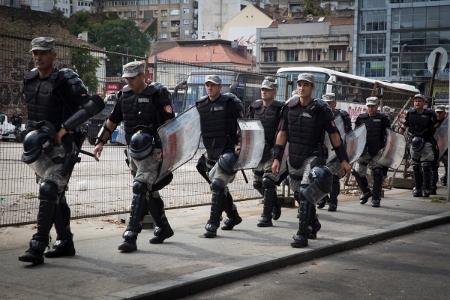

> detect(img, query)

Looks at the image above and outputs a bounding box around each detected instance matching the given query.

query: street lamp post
[116,45,131,69]
[399,44,407,82]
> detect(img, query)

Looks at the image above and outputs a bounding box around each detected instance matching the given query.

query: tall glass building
[354,0,450,99]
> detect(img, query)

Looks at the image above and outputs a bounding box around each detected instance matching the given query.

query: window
[161,21,167,28]
[161,10,167,16]
[170,0,180,3]
[359,34,386,55]
[359,59,385,77]
[307,49,321,61]
[331,48,346,61]
[170,9,180,15]
[154,10,158,14]
[183,8,189,14]
[263,50,277,62]
[149,0,157,4]
[130,11,136,18]
[183,19,190,25]
[285,50,298,62]
[171,31,180,38]
[361,0,384,8]
[184,30,190,36]
[391,56,399,77]
[160,0,168,4]
[171,20,180,27]
[183,0,189,3]
[360,11,386,32]
[161,32,168,39]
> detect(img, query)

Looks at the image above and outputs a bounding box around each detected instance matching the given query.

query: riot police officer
[272,74,351,248]
[316,93,352,211]
[19,37,105,264]
[247,77,285,227]
[352,97,390,207]
[399,94,438,197]
[196,75,243,238]
[93,61,175,252]
[434,105,447,188]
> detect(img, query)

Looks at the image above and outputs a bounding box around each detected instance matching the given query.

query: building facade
[256,15,354,74]
[354,0,450,98]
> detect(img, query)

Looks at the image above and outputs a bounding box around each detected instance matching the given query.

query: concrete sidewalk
[0,188,449,300]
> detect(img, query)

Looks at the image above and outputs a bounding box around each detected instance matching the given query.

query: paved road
[180,224,450,300]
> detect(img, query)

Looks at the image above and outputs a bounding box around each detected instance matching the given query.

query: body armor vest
[121,85,160,144]
[197,94,239,160]
[250,100,284,146]
[286,98,329,169]
[357,112,388,156]
[23,69,65,130]
[407,108,435,140]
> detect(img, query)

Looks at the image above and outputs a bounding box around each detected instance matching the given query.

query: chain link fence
[0,33,287,227]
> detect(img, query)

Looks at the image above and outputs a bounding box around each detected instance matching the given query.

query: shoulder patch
[163,105,173,114]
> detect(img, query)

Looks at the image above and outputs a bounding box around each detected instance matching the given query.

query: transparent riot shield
[377,129,407,170]
[155,107,201,184]
[233,119,265,171]
[434,118,448,159]
[345,125,367,164]
[324,115,346,163]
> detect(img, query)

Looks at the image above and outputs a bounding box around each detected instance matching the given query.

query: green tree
[72,44,100,94]
[90,19,150,56]
[51,8,67,26]
[67,10,94,36]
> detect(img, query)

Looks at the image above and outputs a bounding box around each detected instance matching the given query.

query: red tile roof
[148,43,252,65]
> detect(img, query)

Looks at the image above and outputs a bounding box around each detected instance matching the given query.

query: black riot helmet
[411,136,425,152]
[129,129,154,160]
[22,121,56,164]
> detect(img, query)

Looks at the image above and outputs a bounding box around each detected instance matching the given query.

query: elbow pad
[62,95,105,131]
[333,143,349,163]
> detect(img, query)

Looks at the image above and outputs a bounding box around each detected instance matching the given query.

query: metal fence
[0,33,285,227]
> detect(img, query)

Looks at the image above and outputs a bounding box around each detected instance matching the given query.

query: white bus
[276,67,419,123]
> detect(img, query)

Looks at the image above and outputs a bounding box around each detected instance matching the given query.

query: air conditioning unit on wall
[347,46,353,52]
[322,48,328,53]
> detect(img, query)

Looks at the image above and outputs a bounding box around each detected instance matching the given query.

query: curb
[95,212,450,300]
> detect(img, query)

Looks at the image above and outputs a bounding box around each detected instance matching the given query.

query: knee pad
[133,181,148,194]
[373,168,383,177]
[218,150,238,175]
[210,178,225,191]
[253,180,262,190]
[422,162,432,172]
[302,166,333,203]
[262,177,276,188]
[39,181,58,199]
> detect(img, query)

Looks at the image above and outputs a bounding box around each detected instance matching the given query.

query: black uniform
[109,82,175,251]
[277,96,338,247]
[196,92,244,238]
[19,68,103,264]
[352,112,390,206]
[248,99,285,226]
[403,108,437,197]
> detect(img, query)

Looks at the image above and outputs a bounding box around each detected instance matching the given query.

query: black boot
[430,168,438,195]
[257,187,274,227]
[412,164,423,197]
[371,168,383,207]
[148,194,174,244]
[352,170,372,204]
[328,176,340,211]
[204,189,224,238]
[316,195,329,209]
[272,191,283,221]
[19,182,57,264]
[308,205,321,239]
[221,193,242,230]
[118,184,147,252]
[45,196,75,258]
[422,162,432,198]
[291,194,312,248]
